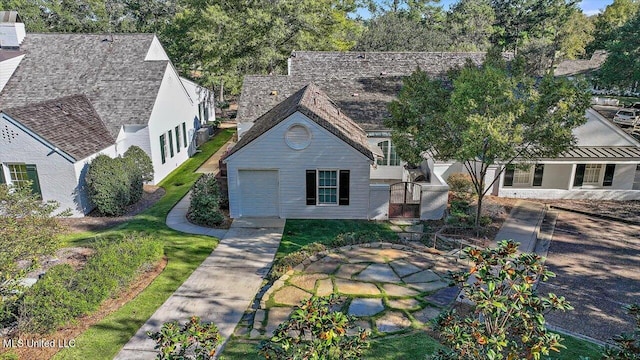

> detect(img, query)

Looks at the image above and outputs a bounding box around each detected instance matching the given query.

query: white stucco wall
[144,36,170,61]
[0,54,24,93]
[0,115,83,216]
[147,64,197,184]
[368,184,390,220]
[225,112,373,219]
[181,77,215,126]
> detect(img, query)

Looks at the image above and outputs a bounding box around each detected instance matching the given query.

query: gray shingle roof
[554,50,607,77]
[238,52,500,131]
[0,33,168,137]
[2,94,114,161]
[227,83,374,161]
[289,51,489,78]
[238,75,402,131]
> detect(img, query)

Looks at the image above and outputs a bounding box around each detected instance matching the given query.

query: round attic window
[285,124,312,150]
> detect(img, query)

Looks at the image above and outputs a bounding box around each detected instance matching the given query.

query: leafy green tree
[602,303,640,360]
[147,316,221,360]
[446,0,495,52]
[588,0,640,54]
[162,0,361,96]
[598,11,640,91]
[557,9,595,60]
[258,295,370,360]
[431,240,573,360]
[386,57,590,227]
[490,0,576,56]
[354,11,449,51]
[0,182,67,324]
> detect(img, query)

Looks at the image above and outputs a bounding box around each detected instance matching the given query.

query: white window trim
[376,140,401,167]
[582,164,603,185]
[317,169,339,206]
[7,163,29,186]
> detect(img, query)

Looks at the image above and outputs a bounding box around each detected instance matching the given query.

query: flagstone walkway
[237,243,467,338]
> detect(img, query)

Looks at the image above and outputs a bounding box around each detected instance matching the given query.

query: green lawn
[278,219,396,258]
[54,129,235,360]
[545,332,603,360]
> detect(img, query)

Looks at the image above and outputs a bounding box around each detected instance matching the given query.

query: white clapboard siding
[226,112,371,219]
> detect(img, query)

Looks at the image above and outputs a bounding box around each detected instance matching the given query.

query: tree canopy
[386,56,590,226]
[598,10,640,90]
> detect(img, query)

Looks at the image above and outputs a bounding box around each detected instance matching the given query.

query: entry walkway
[492,200,546,254]
[115,217,284,359]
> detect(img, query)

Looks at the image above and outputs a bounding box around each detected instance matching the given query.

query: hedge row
[187,174,225,227]
[18,234,163,334]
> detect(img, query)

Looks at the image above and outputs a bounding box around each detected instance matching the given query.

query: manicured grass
[545,332,603,360]
[278,219,396,258]
[54,129,235,360]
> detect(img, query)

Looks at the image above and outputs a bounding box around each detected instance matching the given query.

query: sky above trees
[356,0,614,17]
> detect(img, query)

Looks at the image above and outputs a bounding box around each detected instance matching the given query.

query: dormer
[0,11,26,49]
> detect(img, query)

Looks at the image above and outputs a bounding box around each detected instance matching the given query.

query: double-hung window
[376,140,400,166]
[318,170,338,205]
[7,163,42,197]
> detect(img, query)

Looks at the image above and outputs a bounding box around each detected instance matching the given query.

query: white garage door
[238,170,279,217]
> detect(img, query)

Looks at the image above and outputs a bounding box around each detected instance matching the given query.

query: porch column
[567,163,576,190]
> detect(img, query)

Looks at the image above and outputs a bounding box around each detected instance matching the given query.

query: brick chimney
[0,11,26,48]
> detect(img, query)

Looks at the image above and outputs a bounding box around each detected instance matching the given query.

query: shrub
[329,230,397,247]
[447,173,474,199]
[123,146,154,183]
[85,155,131,216]
[18,234,163,333]
[147,316,221,360]
[187,174,225,227]
[259,295,370,360]
[269,243,328,281]
[431,240,573,360]
[602,303,640,360]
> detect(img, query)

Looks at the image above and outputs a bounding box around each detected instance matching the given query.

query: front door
[389,182,421,218]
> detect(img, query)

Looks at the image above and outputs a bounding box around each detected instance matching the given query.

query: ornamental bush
[123,146,154,183]
[85,155,131,216]
[18,234,163,333]
[147,316,221,360]
[187,174,225,227]
[258,295,370,360]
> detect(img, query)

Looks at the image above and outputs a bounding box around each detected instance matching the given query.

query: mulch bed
[544,199,640,224]
[59,185,166,233]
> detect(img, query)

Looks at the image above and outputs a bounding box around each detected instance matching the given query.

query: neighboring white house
[0,14,214,216]
[233,51,640,220]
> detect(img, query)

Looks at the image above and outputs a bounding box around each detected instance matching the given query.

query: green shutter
[25,164,42,198]
[160,134,166,164]
[182,122,187,146]
[532,164,544,187]
[175,126,181,153]
[603,164,615,186]
[503,165,515,187]
[168,130,174,157]
[339,170,350,205]
[573,164,586,187]
[0,165,5,184]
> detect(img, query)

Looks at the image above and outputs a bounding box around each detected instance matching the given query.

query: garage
[238,170,279,217]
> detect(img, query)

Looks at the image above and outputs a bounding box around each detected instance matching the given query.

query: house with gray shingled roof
[230,51,640,220]
[0,13,214,216]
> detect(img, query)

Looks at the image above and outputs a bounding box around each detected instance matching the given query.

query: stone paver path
[241,243,465,338]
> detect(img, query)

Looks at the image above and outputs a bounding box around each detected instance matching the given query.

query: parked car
[613,108,640,126]
[631,102,640,110]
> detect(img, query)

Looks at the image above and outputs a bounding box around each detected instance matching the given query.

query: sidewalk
[115,216,284,359]
[492,200,546,254]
